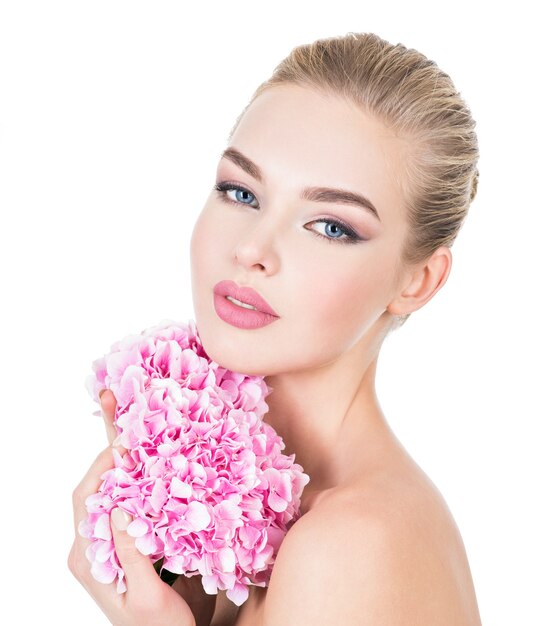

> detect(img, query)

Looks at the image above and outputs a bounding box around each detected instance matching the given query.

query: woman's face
[190,84,412,376]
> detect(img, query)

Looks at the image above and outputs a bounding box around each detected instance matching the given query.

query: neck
[262,353,396,497]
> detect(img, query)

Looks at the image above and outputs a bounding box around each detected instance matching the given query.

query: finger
[99,389,118,445]
[67,537,123,613]
[110,507,163,596]
[69,446,124,609]
[72,446,116,538]
[99,390,127,455]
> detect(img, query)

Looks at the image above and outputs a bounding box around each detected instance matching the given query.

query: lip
[213,280,279,317]
[213,280,280,330]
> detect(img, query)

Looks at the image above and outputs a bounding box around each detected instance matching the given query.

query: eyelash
[213,182,361,245]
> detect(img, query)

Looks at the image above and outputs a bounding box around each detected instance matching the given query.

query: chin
[193,319,272,378]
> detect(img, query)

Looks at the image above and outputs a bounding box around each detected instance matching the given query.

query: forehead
[226,84,411,223]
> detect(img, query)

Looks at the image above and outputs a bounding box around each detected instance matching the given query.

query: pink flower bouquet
[79,319,309,606]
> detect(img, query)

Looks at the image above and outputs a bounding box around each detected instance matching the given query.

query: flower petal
[186,501,211,531]
[226,582,249,606]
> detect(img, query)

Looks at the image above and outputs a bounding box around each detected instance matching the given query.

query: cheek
[189,210,221,314]
[297,252,393,345]
[315,267,370,324]
[190,208,227,279]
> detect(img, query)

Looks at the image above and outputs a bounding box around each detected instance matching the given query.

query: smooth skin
[70,83,482,625]
[189,84,482,625]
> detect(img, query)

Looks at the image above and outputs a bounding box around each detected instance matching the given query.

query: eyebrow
[220,147,382,222]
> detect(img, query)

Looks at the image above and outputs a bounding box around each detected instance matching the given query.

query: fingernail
[111,507,132,531]
[98,389,107,401]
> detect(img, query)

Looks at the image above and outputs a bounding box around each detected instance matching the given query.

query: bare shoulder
[260,464,482,626]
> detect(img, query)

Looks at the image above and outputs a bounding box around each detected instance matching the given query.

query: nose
[233,223,280,275]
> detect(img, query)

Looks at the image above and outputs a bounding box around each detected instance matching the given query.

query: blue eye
[213,181,361,245]
[213,182,258,208]
[308,220,359,245]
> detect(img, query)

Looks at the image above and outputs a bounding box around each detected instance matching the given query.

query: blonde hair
[227,32,480,330]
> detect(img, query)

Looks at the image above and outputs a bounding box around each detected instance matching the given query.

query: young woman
[69,32,482,625]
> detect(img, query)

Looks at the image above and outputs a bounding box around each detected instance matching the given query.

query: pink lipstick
[213,280,280,329]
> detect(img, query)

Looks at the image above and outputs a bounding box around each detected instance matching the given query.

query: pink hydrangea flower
[79,319,310,606]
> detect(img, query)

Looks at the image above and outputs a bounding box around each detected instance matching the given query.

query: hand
[68,389,213,626]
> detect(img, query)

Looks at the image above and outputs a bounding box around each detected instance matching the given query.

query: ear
[386,246,452,317]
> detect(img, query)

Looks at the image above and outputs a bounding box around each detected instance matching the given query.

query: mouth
[213,280,279,317]
[212,279,280,330]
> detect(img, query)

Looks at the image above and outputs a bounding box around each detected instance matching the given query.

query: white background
[1,1,557,624]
